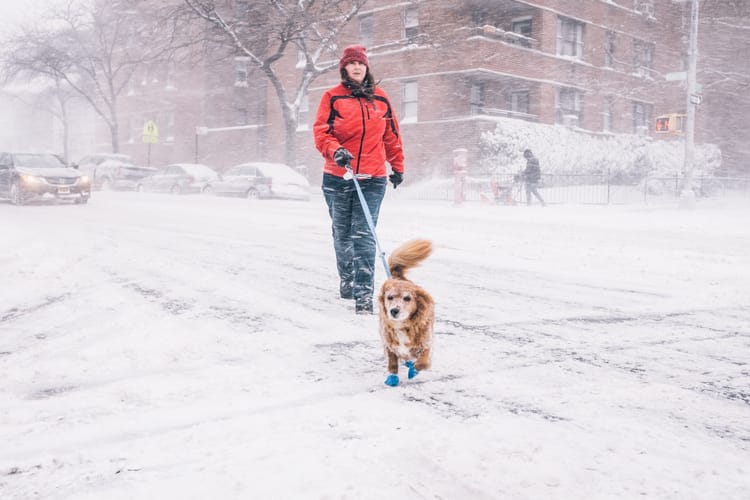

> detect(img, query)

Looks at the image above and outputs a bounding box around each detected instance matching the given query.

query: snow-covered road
[1,191,748,499]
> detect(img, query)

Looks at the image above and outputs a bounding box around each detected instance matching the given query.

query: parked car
[0,152,91,205]
[92,160,157,191]
[136,163,219,194]
[209,162,311,200]
[74,153,134,189]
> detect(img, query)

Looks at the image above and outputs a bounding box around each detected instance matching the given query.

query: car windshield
[14,154,66,169]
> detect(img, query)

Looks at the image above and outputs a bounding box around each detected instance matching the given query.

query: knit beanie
[339,45,369,71]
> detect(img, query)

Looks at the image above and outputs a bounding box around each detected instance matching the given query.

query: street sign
[690,93,702,105]
[665,71,686,81]
[142,120,159,144]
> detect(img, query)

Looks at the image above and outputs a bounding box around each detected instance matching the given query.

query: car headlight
[78,176,91,185]
[20,174,45,184]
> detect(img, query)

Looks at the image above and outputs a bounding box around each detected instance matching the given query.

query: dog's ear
[411,287,434,328]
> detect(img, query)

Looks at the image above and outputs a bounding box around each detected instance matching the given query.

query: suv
[0,152,91,205]
[74,153,136,190]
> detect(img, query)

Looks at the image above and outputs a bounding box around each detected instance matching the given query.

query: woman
[313,45,405,314]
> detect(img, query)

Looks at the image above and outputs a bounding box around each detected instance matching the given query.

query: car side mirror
[71,163,79,169]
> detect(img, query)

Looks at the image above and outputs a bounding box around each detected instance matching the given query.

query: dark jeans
[525,181,546,205]
[322,173,387,302]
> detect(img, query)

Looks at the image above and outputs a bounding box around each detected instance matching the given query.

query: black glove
[389,171,403,189]
[333,147,353,167]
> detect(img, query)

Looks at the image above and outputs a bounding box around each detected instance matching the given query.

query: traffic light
[655,115,670,133]
[654,114,686,134]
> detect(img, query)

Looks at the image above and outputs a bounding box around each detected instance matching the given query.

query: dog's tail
[388,239,432,280]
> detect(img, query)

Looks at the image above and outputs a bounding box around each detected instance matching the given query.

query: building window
[632,101,652,133]
[127,74,137,96]
[403,6,419,39]
[297,94,310,131]
[359,14,373,47]
[603,96,614,132]
[556,87,583,126]
[234,0,250,17]
[510,17,532,47]
[604,31,615,68]
[165,111,175,142]
[635,0,655,18]
[470,83,484,115]
[126,117,134,143]
[165,61,176,90]
[235,107,248,126]
[402,81,418,122]
[471,10,486,27]
[633,40,655,77]
[235,58,249,87]
[557,17,584,59]
[511,91,529,115]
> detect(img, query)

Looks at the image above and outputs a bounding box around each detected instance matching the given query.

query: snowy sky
[0,2,47,27]
[1,187,749,499]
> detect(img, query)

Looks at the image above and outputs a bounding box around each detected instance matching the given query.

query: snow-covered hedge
[479,118,722,181]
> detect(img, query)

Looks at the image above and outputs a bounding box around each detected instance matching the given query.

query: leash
[343,163,391,279]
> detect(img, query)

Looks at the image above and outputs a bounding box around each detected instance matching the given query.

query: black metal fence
[404,173,750,205]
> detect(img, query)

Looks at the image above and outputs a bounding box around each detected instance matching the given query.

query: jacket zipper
[356,98,366,174]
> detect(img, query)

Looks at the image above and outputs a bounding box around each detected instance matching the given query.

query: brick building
[114,0,745,179]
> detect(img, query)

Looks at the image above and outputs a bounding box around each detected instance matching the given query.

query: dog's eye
[403,296,412,302]
[387,295,394,301]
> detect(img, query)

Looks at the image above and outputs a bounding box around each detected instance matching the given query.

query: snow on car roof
[238,162,306,182]
[170,163,219,176]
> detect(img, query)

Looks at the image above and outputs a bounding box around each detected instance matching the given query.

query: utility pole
[679,0,700,209]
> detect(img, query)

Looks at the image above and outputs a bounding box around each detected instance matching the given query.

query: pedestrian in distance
[313,45,405,315]
[521,149,546,206]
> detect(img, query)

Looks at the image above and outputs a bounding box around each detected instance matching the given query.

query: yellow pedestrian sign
[142,120,159,144]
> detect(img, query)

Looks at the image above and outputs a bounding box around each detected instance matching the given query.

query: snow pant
[322,173,388,302]
[525,181,546,205]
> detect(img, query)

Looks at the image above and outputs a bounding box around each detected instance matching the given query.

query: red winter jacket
[313,83,404,178]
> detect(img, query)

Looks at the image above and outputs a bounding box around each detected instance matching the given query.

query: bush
[479,118,722,180]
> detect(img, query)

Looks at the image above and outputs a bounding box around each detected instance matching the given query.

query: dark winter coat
[523,156,541,183]
[313,82,404,179]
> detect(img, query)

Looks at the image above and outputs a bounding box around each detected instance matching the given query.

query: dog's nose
[390,307,400,318]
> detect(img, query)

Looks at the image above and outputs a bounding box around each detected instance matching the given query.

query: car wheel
[171,185,181,195]
[9,182,25,205]
[75,198,89,205]
[136,184,145,193]
[202,185,212,195]
[246,188,259,199]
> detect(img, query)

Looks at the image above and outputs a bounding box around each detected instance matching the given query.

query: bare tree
[1,70,79,161]
[182,0,369,165]
[1,0,186,154]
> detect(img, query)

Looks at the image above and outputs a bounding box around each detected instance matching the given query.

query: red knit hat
[339,45,369,71]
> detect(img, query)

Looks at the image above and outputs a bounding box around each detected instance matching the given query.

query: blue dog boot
[384,374,399,387]
[405,361,419,379]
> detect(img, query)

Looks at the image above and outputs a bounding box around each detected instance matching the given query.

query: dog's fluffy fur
[378,239,434,380]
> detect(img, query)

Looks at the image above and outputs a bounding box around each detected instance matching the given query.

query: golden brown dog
[378,239,434,387]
